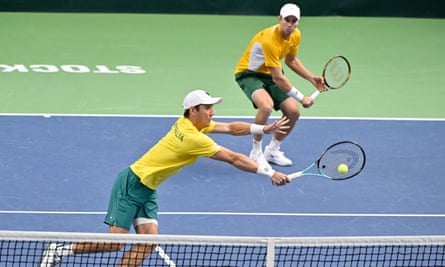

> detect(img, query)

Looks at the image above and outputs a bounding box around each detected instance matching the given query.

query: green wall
[1,0,444,18]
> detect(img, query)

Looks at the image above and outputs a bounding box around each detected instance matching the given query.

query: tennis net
[0,230,444,266]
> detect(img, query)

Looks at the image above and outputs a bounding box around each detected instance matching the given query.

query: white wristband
[256,164,275,178]
[250,124,265,135]
[287,86,304,103]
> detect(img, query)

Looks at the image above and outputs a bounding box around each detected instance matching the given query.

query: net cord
[1,230,445,247]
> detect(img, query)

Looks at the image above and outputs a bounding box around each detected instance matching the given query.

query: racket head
[315,141,366,180]
[322,55,351,89]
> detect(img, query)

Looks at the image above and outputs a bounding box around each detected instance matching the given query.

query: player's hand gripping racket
[288,141,366,181]
[311,55,351,99]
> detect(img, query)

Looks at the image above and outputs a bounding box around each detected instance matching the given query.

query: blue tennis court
[1,7,444,266]
[1,115,444,237]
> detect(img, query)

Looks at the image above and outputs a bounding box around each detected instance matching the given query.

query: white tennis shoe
[40,243,63,267]
[264,145,293,166]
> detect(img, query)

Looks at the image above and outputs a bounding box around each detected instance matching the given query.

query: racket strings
[324,57,350,89]
[317,142,365,180]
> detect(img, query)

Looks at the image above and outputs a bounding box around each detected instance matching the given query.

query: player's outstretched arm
[212,116,289,136]
[211,147,290,186]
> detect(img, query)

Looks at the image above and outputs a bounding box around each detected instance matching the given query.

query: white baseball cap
[280,3,301,20]
[182,89,222,110]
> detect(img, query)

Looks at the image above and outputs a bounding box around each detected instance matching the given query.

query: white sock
[268,138,282,150]
[252,139,263,152]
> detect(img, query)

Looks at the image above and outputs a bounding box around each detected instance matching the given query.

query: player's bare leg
[117,222,158,267]
[264,97,299,166]
[275,97,300,141]
[70,226,128,254]
[250,89,274,168]
[40,225,129,267]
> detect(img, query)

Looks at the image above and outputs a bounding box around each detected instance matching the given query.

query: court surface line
[0,113,444,121]
[1,210,444,217]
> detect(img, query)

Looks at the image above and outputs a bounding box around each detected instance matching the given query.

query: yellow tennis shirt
[130,116,221,190]
[234,24,301,75]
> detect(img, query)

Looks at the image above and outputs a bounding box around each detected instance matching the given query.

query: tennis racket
[288,141,366,181]
[311,55,351,99]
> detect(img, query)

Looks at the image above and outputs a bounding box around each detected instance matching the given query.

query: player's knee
[284,109,300,121]
[257,105,273,116]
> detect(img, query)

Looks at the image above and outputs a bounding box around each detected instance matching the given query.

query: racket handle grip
[288,171,303,180]
[310,90,320,100]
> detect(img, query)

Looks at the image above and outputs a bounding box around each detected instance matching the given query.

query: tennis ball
[337,163,349,174]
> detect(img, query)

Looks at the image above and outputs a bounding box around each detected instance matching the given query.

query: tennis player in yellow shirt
[41,89,291,267]
[234,3,325,169]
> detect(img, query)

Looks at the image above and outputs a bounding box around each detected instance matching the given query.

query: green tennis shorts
[235,71,289,111]
[104,167,158,230]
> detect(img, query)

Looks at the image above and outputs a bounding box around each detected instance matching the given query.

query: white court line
[0,113,444,121]
[155,246,176,267]
[1,210,445,217]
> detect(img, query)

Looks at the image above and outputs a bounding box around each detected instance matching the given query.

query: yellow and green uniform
[234,24,301,75]
[104,116,221,230]
[234,24,302,110]
[131,116,221,190]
